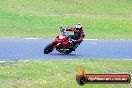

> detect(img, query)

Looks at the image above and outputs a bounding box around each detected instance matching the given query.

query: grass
[0,59,132,88]
[0,0,132,39]
[0,1,132,88]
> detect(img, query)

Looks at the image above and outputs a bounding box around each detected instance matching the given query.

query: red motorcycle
[44,27,81,54]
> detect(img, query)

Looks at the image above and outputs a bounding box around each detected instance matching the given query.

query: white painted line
[84,39,132,40]
[0,59,132,62]
[2,38,132,40]
[65,59,74,60]
[24,38,42,39]
[84,39,99,40]
[0,60,30,62]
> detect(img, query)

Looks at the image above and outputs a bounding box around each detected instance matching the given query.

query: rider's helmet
[75,23,82,30]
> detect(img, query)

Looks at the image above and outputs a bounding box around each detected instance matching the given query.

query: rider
[63,23,85,50]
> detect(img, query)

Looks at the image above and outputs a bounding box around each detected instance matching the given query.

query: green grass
[1,0,132,15]
[0,59,132,88]
[0,0,132,39]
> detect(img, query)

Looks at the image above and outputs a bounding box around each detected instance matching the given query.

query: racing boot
[72,43,79,51]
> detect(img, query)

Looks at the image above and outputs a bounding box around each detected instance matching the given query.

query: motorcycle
[44,27,81,54]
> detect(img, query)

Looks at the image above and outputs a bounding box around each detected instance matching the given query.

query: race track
[0,38,132,61]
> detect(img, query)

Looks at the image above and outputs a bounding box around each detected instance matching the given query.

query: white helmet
[75,23,82,30]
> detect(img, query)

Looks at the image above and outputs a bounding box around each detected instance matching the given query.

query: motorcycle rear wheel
[64,50,72,54]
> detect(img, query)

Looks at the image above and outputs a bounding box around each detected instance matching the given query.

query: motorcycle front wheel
[44,42,55,54]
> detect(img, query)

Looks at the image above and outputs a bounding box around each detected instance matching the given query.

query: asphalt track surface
[0,38,132,61]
